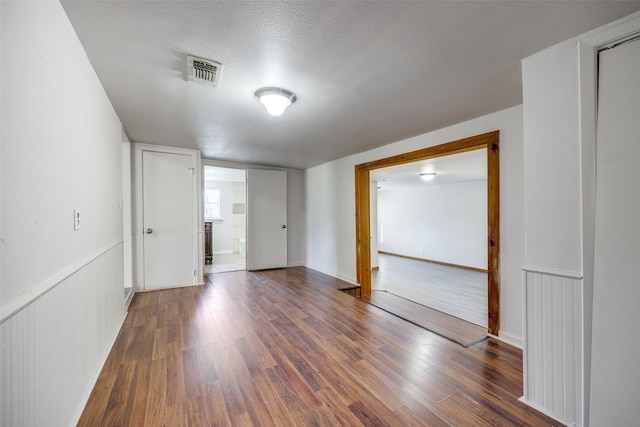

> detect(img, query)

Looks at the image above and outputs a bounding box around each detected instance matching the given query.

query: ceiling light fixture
[255,87,297,117]
[420,172,436,181]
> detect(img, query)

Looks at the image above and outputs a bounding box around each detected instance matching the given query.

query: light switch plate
[74,209,80,230]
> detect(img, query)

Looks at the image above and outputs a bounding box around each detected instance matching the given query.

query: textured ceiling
[61,1,640,170]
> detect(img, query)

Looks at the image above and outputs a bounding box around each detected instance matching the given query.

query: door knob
[146,228,153,234]
[282,225,287,229]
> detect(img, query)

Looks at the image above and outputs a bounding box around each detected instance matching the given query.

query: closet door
[246,169,287,270]
[142,150,196,290]
[591,37,640,425]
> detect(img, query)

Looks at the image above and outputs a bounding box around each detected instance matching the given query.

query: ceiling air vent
[187,55,222,88]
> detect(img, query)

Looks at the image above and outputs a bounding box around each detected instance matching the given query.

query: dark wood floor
[79,267,559,426]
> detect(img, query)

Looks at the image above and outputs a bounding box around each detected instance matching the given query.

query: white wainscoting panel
[521,267,583,427]
[1,243,126,427]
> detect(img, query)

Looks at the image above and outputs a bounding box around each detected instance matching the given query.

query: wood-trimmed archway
[355,131,500,335]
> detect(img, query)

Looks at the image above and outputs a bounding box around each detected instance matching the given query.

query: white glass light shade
[420,172,436,181]
[255,87,297,117]
[259,94,291,116]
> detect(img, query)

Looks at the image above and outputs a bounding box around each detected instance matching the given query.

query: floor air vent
[187,55,222,88]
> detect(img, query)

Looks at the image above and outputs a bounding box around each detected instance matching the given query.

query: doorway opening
[203,166,247,274]
[372,148,488,327]
[355,131,500,335]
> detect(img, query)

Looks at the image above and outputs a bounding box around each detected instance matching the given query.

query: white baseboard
[489,331,523,349]
[518,397,575,427]
[72,311,128,426]
[124,288,135,309]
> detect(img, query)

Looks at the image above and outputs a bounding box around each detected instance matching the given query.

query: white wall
[306,105,524,346]
[523,47,583,273]
[378,180,487,269]
[1,1,126,426]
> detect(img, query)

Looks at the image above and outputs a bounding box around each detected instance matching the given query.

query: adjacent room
[370,149,488,328]
[203,166,247,274]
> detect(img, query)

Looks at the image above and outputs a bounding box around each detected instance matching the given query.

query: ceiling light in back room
[420,172,436,181]
[255,87,297,117]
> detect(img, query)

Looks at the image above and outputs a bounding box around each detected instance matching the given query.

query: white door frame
[133,143,202,290]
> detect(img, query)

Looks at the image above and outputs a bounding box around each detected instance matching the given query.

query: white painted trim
[580,13,640,48]
[518,397,575,427]
[521,265,583,280]
[0,239,124,324]
[521,269,529,404]
[577,28,599,427]
[489,332,522,349]
[133,144,202,291]
[134,143,201,157]
[195,151,203,282]
[71,311,128,426]
[122,141,134,292]
[124,288,135,309]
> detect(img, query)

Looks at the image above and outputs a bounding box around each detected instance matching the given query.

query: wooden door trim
[355,131,500,335]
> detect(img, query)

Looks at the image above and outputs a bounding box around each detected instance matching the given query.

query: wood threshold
[361,290,487,347]
[378,251,489,274]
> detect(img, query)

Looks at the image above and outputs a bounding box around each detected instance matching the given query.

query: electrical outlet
[74,209,81,230]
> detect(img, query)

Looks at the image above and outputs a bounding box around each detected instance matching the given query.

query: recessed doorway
[203,166,247,274]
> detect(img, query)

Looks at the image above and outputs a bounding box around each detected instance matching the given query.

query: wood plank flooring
[372,253,487,327]
[79,267,559,426]
[361,291,487,347]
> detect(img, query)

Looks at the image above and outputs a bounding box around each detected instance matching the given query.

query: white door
[247,169,287,270]
[590,37,640,426]
[143,150,195,290]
